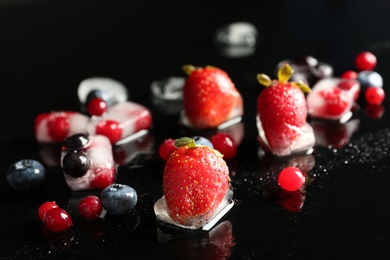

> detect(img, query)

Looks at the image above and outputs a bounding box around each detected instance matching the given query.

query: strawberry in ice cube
[35,111,89,143]
[61,134,116,191]
[86,101,152,145]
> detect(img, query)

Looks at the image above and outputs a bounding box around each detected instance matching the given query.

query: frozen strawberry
[182,65,243,129]
[162,137,231,227]
[256,63,312,156]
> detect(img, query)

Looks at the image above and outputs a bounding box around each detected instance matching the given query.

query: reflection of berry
[278,166,305,191]
[355,51,377,71]
[365,104,385,119]
[365,87,385,105]
[319,87,350,116]
[279,189,306,212]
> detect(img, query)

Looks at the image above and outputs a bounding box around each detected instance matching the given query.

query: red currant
[365,87,385,105]
[158,138,177,161]
[319,87,350,116]
[95,119,123,144]
[47,113,72,142]
[87,97,108,116]
[341,70,358,80]
[211,132,237,159]
[355,51,377,71]
[278,166,305,191]
[44,208,73,233]
[38,201,59,221]
[79,195,103,220]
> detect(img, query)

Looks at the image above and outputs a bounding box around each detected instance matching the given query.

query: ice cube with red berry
[61,134,116,191]
[307,77,360,123]
[35,111,90,144]
[86,101,153,145]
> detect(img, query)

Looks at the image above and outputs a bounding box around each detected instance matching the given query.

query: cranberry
[62,151,91,178]
[365,87,385,105]
[341,70,358,80]
[87,97,108,116]
[277,166,305,191]
[38,201,59,221]
[44,208,73,233]
[79,195,103,220]
[95,119,123,144]
[355,51,377,71]
[158,138,177,161]
[211,132,237,159]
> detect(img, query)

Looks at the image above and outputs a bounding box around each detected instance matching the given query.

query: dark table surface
[1,0,390,259]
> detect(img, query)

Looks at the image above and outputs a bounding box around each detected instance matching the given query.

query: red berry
[38,201,59,221]
[95,119,123,144]
[47,113,73,142]
[211,132,237,159]
[355,51,377,71]
[90,166,115,189]
[278,166,305,191]
[158,138,177,161]
[341,70,358,80]
[365,104,385,119]
[319,87,350,116]
[79,195,103,220]
[87,97,108,116]
[44,208,73,233]
[365,87,385,105]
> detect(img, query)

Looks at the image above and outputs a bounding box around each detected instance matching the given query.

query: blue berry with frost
[101,184,138,215]
[7,159,46,192]
[192,136,214,148]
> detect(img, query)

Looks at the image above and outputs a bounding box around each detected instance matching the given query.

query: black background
[1,0,390,259]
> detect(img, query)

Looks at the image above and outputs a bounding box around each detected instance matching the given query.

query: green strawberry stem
[182,64,196,75]
[277,63,294,83]
[174,137,196,148]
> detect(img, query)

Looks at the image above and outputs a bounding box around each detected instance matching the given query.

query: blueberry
[192,136,214,148]
[357,70,383,88]
[62,151,90,178]
[63,134,90,151]
[7,159,46,192]
[86,89,112,106]
[101,184,138,215]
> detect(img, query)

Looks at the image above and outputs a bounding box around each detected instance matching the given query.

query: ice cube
[78,77,128,106]
[86,101,153,145]
[256,115,315,156]
[150,77,184,115]
[154,189,234,231]
[61,134,116,191]
[214,22,258,58]
[113,132,154,166]
[35,111,90,143]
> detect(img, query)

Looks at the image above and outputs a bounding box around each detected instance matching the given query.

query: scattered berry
[357,70,383,88]
[7,159,46,192]
[192,136,214,148]
[355,51,377,71]
[38,201,59,221]
[44,207,73,233]
[163,137,230,226]
[341,70,358,80]
[101,184,138,215]
[210,132,237,159]
[277,166,305,191]
[95,119,123,144]
[79,195,103,220]
[318,87,350,116]
[158,138,177,161]
[182,64,243,129]
[257,63,310,156]
[87,98,108,116]
[365,87,385,105]
[62,151,91,178]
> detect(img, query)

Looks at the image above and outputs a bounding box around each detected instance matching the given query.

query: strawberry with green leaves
[256,63,311,156]
[163,137,230,227]
[182,65,243,129]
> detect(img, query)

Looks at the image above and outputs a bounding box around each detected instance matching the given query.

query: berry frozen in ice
[35,111,89,143]
[7,159,46,192]
[277,166,305,191]
[101,184,138,215]
[43,207,73,233]
[79,195,103,220]
[61,134,116,191]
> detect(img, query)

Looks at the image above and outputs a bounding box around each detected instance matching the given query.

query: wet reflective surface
[1,1,390,259]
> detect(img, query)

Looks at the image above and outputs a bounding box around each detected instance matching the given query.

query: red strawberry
[163,137,230,227]
[257,63,310,156]
[182,65,243,129]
